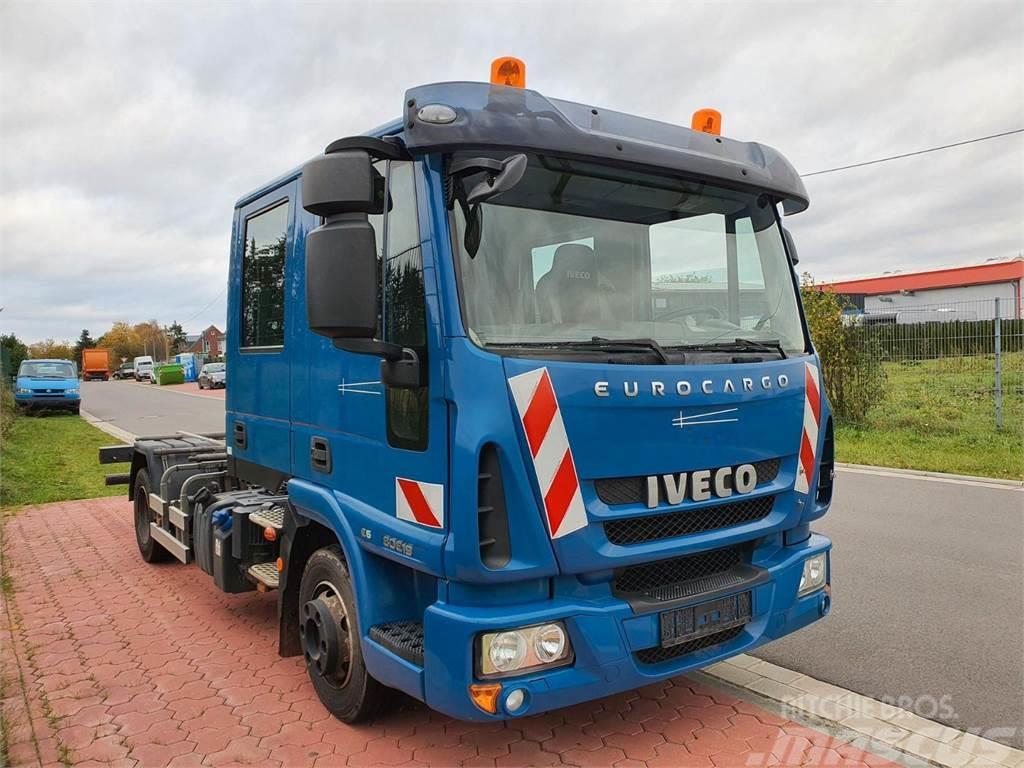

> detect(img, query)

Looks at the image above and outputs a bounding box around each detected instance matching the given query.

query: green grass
[0,412,128,509]
[835,353,1024,480]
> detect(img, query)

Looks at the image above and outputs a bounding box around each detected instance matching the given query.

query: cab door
[226,181,297,484]
[291,159,449,575]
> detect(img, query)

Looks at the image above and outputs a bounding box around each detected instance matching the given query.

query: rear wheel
[133,469,169,563]
[298,546,390,722]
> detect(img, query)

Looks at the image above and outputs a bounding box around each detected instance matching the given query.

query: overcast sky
[1,0,1022,342]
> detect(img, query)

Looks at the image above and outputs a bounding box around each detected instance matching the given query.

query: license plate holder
[659,591,752,648]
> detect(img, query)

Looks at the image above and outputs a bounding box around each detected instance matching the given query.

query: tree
[96,321,143,363]
[165,321,188,354]
[28,339,75,360]
[133,320,170,361]
[800,274,886,423]
[74,329,96,368]
[1,333,29,378]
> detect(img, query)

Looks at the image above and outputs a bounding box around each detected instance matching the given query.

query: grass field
[835,353,1024,480]
[0,411,128,509]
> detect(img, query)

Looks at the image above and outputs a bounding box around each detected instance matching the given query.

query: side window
[381,161,428,451]
[383,162,425,348]
[240,201,289,348]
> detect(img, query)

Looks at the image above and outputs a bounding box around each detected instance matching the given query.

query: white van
[133,355,154,382]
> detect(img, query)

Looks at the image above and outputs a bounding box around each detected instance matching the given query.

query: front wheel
[298,546,390,722]
[133,469,170,563]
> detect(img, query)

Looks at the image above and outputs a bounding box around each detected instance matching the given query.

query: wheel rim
[134,489,152,546]
[299,580,353,688]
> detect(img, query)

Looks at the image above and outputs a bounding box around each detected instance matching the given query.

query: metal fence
[847,297,1023,434]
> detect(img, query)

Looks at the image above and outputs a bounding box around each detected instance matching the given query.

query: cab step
[369,621,424,665]
[247,562,279,590]
[249,505,285,531]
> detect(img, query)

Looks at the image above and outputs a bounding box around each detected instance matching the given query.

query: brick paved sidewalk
[0,498,899,768]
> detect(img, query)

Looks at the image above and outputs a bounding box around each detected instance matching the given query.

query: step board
[369,621,424,666]
[249,505,285,531]
[248,562,279,589]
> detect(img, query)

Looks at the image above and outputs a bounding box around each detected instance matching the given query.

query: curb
[79,408,136,443]
[836,463,1023,490]
[703,655,1024,768]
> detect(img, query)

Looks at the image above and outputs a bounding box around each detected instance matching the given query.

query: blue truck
[102,60,834,723]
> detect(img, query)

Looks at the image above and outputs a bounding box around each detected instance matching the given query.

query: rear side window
[241,200,289,348]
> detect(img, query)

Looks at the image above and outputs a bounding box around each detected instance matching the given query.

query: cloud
[1,0,1021,341]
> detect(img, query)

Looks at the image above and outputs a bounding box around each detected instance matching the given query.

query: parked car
[112,362,135,379]
[133,355,154,382]
[197,362,226,389]
[14,359,81,413]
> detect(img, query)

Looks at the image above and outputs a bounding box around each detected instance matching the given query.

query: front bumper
[414,533,830,720]
[15,394,80,410]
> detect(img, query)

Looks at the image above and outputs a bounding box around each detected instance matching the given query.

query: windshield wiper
[672,338,787,359]
[585,337,671,364]
[488,337,671,363]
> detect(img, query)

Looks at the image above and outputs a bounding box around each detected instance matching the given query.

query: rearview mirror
[782,227,799,266]
[302,150,384,217]
[300,148,421,389]
[302,149,381,342]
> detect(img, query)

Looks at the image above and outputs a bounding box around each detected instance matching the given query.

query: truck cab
[106,63,834,723]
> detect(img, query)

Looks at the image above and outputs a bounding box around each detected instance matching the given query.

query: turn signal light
[275,557,284,573]
[469,683,502,714]
[491,56,526,88]
[691,108,722,136]
[264,526,277,542]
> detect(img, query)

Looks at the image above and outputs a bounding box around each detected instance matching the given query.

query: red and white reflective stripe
[395,477,444,528]
[508,367,587,539]
[795,362,822,495]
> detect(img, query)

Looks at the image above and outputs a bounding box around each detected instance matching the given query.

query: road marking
[837,463,1022,491]
[702,658,1023,768]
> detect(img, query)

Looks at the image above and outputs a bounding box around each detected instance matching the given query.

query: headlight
[798,553,828,597]
[16,388,32,395]
[478,622,573,678]
[66,388,79,395]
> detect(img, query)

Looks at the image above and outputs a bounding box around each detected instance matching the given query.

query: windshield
[19,361,76,379]
[204,363,225,372]
[452,154,806,355]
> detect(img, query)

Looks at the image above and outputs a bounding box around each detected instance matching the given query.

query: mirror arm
[331,338,405,362]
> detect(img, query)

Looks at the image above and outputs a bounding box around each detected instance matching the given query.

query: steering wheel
[656,305,723,323]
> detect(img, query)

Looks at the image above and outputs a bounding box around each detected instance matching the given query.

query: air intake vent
[478,444,511,568]
[816,418,835,505]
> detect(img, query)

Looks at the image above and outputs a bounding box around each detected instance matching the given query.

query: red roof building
[822,258,1023,320]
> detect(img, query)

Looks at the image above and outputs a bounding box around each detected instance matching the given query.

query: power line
[181,286,227,325]
[801,128,1024,178]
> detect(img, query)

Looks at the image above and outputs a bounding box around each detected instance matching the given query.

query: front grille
[634,624,746,665]
[614,545,742,598]
[595,458,781,507]
[605,496,774,546]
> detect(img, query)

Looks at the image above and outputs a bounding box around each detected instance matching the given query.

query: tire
[72,405,80,415]
[133,469,170,563]
[298,546,390,723]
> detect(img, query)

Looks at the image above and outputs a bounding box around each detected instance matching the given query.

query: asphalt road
[81,379,224,438]
[79,380,1023,746]
[757,468,1024,748]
